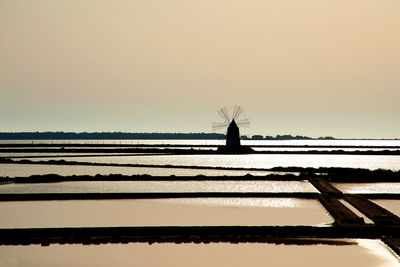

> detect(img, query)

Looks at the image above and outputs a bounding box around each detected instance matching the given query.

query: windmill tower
[212,106,252,153]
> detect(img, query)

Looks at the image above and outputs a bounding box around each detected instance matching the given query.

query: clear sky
[1,0,399,138]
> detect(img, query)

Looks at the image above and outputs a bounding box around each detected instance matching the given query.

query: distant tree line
[267,135,335,140]
[244,134,335,140]
[0,132,225,140]
[0,132,337,140]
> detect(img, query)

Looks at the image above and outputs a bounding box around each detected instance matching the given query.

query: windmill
[212,106,252,153]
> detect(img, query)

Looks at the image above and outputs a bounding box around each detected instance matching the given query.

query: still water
[18,153,400,170]
[0,163,276,178]
[335,183,400,194]
[1,140,400,266]
[2,139,400,171]
[0,240,398,267]
[0,180,317,194]
[0,198,331,227]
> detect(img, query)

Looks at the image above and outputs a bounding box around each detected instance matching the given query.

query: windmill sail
[213,106,251,153]
[212,122,230,130]
[232,105,244,121]
[213,106,249,130]
[218,107,231,123]
[236,118,250,127]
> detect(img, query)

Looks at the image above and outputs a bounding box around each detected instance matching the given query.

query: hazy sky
[1,0,399,138]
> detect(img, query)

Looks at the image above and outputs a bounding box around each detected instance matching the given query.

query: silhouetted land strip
[1,147,400,155]
[344,195,400,226]
[0,148,215,154]
[317,195,365,226]
[2,131,398,140]
[0,157,278,171]
[309,178,343,194]
[358,193,400,199]
[1,143,398,149]
[2,169,400,183]
[1,173,301,183]
[311,180,400,226]
[1,225,400,246]
[2,157,400,182]
[310,181,366,226]
[0,132,226,140]
[382,237,400,256]
[3,177,400,253]
[7,153,173,159]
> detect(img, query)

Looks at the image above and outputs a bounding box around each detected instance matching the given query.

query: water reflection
[373,200,400,218]
[0,199,331,228]
[357,239,400,267]
[0,180,317,194]
[22,154,400,170]
[164,197,301,208]
[0,164,275,178]
[0,241,398,267]
[335,183,400,194]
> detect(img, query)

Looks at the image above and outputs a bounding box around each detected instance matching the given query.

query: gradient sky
[1,0,399,138]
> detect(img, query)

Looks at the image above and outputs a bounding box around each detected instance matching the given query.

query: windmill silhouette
[212,106,253,153]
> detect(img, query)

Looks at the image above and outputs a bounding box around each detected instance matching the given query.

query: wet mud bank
[1,163,400,183]
[1,225,400,246]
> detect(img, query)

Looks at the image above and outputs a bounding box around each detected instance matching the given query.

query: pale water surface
[335,183,400,194]
[373,200,400,218]
[0,240,398,267]
[0,164,275,178]
[0,199,331,227]
[0,180,317,194]
[1,139,400,267]
[22,154,400,170]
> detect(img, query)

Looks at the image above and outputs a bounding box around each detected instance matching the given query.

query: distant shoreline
[0,132,398,140]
